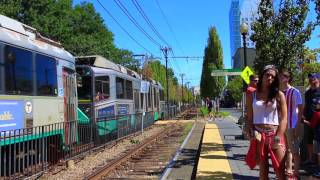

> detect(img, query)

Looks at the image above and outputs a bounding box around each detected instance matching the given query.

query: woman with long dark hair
[246,65,287,179]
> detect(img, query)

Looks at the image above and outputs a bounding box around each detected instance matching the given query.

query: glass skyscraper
[229,0,260,68]
[229,0,241,68]
[240,0,260,48]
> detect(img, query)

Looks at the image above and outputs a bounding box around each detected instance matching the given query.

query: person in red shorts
[246,65,287,179]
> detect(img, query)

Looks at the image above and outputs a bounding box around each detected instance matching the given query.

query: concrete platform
[160,119,205,180]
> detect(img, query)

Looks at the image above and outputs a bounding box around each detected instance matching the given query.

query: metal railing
[163,105,179,119]
[0,109,176,179]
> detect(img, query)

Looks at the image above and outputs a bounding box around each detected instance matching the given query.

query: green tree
[143,60,191,103]
[251,0,318,72]
[200,26,225,99]
[226,76,243,103]
[0,0,135,66]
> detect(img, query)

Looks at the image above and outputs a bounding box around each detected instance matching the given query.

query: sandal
[285,170,295,180]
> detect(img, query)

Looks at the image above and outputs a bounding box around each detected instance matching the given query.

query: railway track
[84,121,188,180]
[177,107,198,120]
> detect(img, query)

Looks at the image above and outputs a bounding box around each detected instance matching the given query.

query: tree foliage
[144,60,192,103]
[200,26,225,99]
[0,0,134,66]
[251,0,318,72]
[0,0,190,103]
[226,76,243,103]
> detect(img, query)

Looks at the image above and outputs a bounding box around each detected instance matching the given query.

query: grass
[200,106,209,116]
[200,106,231,118]
[216,111,230,117]
[180,122,194,143]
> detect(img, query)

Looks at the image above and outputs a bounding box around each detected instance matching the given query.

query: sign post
[140,81,150,133]
[240,66,254,118]
[210,67,255,119]
[211,69,242,77]
[240,66,254,85]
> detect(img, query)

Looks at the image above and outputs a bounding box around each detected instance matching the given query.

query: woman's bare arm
[246,92,254,136]
[276,91,287,137]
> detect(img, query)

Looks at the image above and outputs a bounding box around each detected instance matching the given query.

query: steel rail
[84,120,179,180]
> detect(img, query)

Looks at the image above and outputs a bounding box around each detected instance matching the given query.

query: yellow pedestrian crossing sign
[241,66,254,84]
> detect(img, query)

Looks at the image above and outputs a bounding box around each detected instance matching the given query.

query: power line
[132,0,171,47]
[169,50,182,74]
[154,0,186,56]
[113,0,162,47]
[96,0,152,54]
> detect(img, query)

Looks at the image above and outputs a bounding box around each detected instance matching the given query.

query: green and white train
[0,15,166,177]
[76,55,165,139]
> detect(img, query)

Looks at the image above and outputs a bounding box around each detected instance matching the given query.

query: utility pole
[180,73,185,107]
[192,87,195,106]
[186,82,190,106]
[161,47,171,118]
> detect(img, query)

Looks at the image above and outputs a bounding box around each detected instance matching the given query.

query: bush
[200,106,209,116]
[217,111,230,117]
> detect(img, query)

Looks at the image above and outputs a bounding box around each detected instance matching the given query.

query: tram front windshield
[76,67,92,101]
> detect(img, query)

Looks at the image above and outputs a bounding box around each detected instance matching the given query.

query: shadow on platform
[169,148,197,168]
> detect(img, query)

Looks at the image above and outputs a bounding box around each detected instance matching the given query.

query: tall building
[240,0,260,48]
[229,0,241,68]
[229,0,260,69]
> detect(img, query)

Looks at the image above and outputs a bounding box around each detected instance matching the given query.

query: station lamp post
[240,22,248,117]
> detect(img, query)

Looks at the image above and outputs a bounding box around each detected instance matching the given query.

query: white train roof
[76,55,142,79]
[0,15,74,62]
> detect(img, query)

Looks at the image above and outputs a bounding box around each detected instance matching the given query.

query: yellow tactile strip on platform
[196,123,233,179]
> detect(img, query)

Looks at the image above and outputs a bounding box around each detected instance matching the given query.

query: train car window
[4,45,33,95]
[148,86,151,108]
[0,44,3,93]
[77,75,92,100]
[116,77,125,99]
[125,80,133,99]
[134,90,139,110]
[160,90,164,101]
[154,92,157,108]
[77,67,92,100]
[140,93,144,109]
[95,76,109,101]
[153,87,157,108]
[35,54,57,96]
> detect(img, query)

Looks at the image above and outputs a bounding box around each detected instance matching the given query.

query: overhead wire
[113,0,162,47]
[96,0,152,54]
[154,0,186,56]
[132,0,171,47]
[169,49,182,74]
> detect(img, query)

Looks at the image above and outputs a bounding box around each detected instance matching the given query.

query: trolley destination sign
[211,69,242,76]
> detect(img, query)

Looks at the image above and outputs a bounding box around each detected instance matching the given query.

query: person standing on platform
[302,73,320,170]
[244,75,258,136]
[279,69,303,178]
[247,74,259,95]
[206,97,213,121]
[246,65,287,179]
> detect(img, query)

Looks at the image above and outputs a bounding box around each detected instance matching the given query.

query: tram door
[63,68,77,145]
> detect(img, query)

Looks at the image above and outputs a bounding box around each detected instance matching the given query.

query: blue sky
[75,0,320,87]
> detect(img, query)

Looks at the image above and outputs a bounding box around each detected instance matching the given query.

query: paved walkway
[196,117,277,179]
[196,123,233,179]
